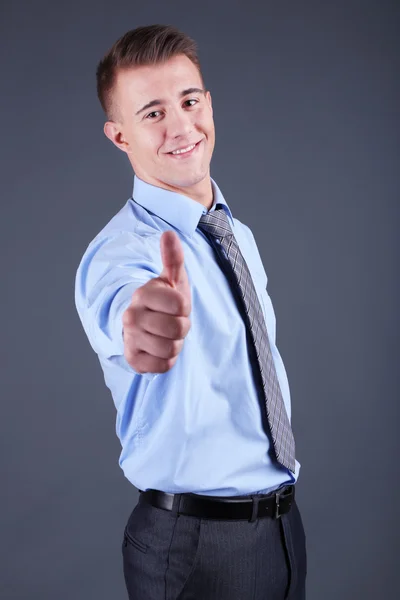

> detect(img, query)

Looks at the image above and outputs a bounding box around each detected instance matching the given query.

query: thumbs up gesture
[122,231,192,374]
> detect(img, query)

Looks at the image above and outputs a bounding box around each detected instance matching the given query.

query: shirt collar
[130,175,235,238]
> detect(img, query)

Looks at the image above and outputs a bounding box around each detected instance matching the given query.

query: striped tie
[197,205,296,473]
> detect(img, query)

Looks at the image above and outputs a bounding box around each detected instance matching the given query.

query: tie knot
[197,205,233,239]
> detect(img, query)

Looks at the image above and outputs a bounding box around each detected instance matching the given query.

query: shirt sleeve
[74,230,161,382]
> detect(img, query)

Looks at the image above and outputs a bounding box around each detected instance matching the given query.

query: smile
[167,140,202,158]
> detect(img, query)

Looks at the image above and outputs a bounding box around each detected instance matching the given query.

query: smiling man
[103,49,215,208]
[75,24,307,600]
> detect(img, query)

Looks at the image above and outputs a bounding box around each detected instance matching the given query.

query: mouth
[166,139,203,159]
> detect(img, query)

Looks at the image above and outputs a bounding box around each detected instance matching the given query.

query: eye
[145,110,162,120]
[144,99,199,120]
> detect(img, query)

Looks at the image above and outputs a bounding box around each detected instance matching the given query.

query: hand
[122,230,192,374]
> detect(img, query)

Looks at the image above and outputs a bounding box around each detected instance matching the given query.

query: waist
[138,484,295,521]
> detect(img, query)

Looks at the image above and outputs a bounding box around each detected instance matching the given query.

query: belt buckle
[275,488,284,519]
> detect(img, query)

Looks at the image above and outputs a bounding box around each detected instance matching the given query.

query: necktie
[197,205,296,473]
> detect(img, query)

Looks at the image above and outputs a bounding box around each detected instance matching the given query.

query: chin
[166,169,209,189]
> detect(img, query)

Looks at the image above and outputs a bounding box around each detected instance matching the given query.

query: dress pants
[121,488,307,599]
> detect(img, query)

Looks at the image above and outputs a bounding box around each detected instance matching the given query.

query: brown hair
[96,24,205,121]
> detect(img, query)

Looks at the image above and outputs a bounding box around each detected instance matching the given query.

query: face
[104,54,215,202]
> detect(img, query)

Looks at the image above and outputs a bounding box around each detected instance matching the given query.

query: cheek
[202,117,215,147]
[200,111,215,137]
[133,129,163,157]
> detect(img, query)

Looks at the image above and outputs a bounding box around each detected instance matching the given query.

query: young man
[75,24,307,599]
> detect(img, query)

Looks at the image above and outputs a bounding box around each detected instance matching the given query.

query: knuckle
[167,339,181,358]
[143,354,178,375]
[185,318,192,337]
[132,287,144,306]
[165,356,177,370]
[184,317,191,336]
[122,307,132,327]
[182,298,191,316]
[173,339,183,356]
[155,358,172,374]
[124,348,138,367]
[174,317,186,339]
[180,298,191,316]
[122,316,134,333]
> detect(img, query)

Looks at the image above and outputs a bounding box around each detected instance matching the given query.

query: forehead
[115,54,203,106]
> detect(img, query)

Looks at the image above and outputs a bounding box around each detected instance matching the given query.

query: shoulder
[232,217,268,285]
[232,216,257,246]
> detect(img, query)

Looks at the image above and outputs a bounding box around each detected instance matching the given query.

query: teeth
[171,143,196,155]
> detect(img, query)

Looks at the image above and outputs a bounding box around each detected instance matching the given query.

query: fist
[122,230,192,374]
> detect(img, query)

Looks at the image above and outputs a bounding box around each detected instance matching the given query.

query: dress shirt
[74,175,301,496]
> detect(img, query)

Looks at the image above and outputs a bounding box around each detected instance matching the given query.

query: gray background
[1,0,398,598]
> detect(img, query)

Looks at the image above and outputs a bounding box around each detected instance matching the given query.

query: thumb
[159,230,188,290]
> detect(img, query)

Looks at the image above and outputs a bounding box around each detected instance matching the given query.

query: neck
[138,172,214,211]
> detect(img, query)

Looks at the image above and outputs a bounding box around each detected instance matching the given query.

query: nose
[165,106,194,140]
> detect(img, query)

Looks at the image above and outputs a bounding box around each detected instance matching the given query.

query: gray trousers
[122,491,307,599]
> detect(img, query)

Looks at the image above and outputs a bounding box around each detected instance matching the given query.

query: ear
[206,90,213,115]
[103,121,130,154]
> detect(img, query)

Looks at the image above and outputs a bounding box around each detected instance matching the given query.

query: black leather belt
[138,484,295,521]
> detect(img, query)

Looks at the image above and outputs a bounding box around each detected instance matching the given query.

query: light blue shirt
[74,175,300,496]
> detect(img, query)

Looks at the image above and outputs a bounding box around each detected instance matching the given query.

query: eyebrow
[135,87,205,116]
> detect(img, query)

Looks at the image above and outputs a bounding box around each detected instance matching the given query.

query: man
[75,24,307,599]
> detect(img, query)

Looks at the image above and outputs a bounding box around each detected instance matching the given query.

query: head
[97,25,215,203]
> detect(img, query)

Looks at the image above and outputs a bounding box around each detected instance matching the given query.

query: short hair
[96,24,205,121]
